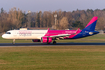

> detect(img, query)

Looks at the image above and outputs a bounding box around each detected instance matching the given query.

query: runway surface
[0,43,105,47]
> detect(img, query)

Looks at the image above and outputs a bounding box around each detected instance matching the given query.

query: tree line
[0,7,105,32]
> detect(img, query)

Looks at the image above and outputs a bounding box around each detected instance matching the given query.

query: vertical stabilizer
[83,17,98,31]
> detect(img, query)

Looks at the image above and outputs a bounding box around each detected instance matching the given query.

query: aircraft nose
[2,34,6,39]
[2,34,5,38]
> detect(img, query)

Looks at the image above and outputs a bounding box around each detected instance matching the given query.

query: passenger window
[6,32,11,34]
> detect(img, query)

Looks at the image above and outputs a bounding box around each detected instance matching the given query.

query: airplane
[2,16,99,44]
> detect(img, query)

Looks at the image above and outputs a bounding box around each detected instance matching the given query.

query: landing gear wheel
[47,43,50,44]
[53,41,56,44]
[12,39,15,44]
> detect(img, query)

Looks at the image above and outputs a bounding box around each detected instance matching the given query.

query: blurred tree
[27,11,31,28]
[21,12,28,27]
[8,7,24,29]
[1,8,4,13]
[59,17,69,29]
[72,21,84,29]
[1,7,105,32]
[39,11,42,27]
[31,12,36,27]
[97,17,105,30]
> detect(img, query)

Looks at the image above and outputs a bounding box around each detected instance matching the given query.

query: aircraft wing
[49,34,71,38]
[48,28,80,38]
[46,34,71,40]
[44,28,80,40]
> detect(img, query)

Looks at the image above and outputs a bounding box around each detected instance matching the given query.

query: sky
[0,0,105,12]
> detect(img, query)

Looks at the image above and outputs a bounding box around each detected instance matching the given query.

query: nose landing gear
[12,39,15,44]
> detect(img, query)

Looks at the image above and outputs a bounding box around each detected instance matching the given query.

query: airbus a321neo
[2,16,99,44]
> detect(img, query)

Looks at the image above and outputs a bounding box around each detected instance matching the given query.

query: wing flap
[49,34,71,38]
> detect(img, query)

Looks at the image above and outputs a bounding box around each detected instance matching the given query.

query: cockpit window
[6,32,11,34]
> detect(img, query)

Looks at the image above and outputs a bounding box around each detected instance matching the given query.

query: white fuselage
[2,30,48,39]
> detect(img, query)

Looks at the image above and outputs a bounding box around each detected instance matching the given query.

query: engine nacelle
[89,32,93,35]
[41,37,52,43]
[32,39,41,42]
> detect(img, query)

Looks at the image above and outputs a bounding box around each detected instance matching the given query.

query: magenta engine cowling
[41,37,52,43]
[32,39,41,42]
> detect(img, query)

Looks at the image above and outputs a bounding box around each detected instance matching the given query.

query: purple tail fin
[83,16,98,31]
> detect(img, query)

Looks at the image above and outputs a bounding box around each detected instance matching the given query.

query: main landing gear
[53,41,56,44]
[12,39,15,44]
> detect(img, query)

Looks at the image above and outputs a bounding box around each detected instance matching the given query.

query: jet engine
[41,37,52,43]
[89,32,93,35]
[32,39,41,42]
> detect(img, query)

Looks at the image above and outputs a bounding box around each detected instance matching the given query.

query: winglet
[76,28,80,33]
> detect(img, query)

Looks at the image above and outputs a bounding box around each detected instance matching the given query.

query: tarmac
[0,43,105,47]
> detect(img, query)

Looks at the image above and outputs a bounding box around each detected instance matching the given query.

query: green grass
[0,46,105,70]
[0,34,105,70]
[0,37,33,43]
[57,34,105,43]
[0,34,105,43]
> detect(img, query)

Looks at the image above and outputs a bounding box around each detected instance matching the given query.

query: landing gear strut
[12,39,15,44]
[53,41,56,44]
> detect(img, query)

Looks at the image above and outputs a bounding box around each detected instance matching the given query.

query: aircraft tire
[53,41,56,44]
